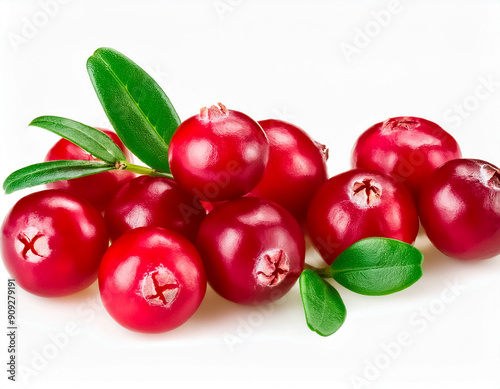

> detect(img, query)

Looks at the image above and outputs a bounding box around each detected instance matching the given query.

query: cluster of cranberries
[2,105,500,334]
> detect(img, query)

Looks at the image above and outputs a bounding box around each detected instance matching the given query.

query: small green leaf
[331,237,423,296]
[29,116,126,164]
[3,160,115,194]
[299,269,346,337]
[87,47,180,172]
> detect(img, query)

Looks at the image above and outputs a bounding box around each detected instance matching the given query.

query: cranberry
[307,168,419,265]
[199,200,225,214]
[168,103,269,202]
[196,197,305,305]
[104,176,205,242]
[1,190,109,297]
[246,119,328,222]
[45,128,135,211]
[99,227,206,333]
[351,117,462,198]
[419,159,500,260]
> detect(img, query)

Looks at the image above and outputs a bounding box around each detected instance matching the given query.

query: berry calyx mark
[255,249,290,287]
[141,268,179,307]
[386,118,419,131]
[352,179,382,205]
[200,102,228,121]
[314,141,329,161]
[115,161,127,170]
[483,164,500,189]
[17,232,45,259]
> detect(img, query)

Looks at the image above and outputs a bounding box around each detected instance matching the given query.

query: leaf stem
[304,263,334,279]
[117,161,174,179]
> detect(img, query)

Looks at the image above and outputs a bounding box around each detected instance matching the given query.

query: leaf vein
[99,56,165,145]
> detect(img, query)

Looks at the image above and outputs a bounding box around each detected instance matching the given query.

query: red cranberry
[1,190,109,297]
[168,103,269,202]
[199,200,225,214]
[307,168,419,265]
[45,128,135,211]
[104,176,205,242]
[196,197,305,305]
[419,159,500,260]
[246,119,328,222]
[351,117,462,198]
[99,227,206,333]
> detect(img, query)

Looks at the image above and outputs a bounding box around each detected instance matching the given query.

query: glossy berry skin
[45,128,135,212]
[419,159,500,260]
[168,103,269,202]
[307,169,419,265]
[246,119,328,222]
[104,176,205,242]
[196,197,305,305]
[351,117,462,198]
[1,190,109,297]
[99,227,206,333]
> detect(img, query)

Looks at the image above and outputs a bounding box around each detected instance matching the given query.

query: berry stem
[116,161,174,179]
[304,263,334,279]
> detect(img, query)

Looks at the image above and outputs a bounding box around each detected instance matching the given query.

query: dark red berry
[419,159,500,260]
[246,119,328,222]
[1,190,109,297]
[104,176,205,242]
[196,197,305,305]
[45,128,135,211]
[307,168,419,265]
[351,117,462,198]
[168,103,269,202]
[99,227,206,333]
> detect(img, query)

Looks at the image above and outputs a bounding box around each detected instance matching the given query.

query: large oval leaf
[331,238,423,296]
[3,160,115,194]
[87,47,180,172]
[299,269,346,337]
[30,116,126,164]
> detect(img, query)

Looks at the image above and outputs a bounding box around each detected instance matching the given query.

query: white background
[1,1,500,388]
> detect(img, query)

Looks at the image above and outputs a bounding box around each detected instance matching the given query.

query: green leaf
[3,160,115,194]
[29,116,126,164]
[299,269,347,337]
[87,47,180,172]
[331,237,423,296]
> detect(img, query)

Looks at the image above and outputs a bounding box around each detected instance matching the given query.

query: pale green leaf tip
[3,178,15,194]
[93,47,105,56]
[93,47,115,58]
[28,117,41,127]
[87,48,104,67]
[28,115,53,128]
[309,325,330,337]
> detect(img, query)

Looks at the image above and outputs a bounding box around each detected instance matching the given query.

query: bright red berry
[168,103,269,202]
[351,117,462,198]
[246,119,328,222]
[45,128,135,211]
[419,159,500,260]
[1,190,109,297]
[196,197,305,305]
[307,169,419,265]
[104,176,205,242]
[99,227,206,333]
